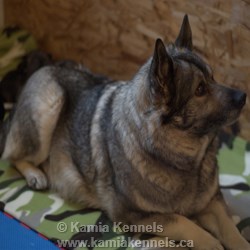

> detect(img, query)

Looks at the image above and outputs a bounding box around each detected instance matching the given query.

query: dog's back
[0,65,109,190]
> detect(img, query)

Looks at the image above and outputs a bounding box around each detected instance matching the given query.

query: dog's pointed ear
[149,38,174,99]
[175,14,193,50]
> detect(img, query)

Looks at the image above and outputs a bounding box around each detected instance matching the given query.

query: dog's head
[147,15,246,136]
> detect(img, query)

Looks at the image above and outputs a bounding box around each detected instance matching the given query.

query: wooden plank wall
[4,0,250,139]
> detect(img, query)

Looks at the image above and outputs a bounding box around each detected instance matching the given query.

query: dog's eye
[195,81,207,97]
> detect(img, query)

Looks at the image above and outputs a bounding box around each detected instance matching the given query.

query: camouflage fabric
[0,135,249,249]
[218,136,250,240]
[0,27,37,79]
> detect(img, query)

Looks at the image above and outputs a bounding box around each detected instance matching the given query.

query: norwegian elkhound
[0,15,249,250]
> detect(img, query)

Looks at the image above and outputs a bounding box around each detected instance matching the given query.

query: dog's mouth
[225,102,246,127]
[192,94,246,135]
[225,110,243,126]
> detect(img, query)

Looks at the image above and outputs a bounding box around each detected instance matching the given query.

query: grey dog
[0,15,249,250]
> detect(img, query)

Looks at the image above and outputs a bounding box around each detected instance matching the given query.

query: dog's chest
[171,171,219,215]
[132,162,219,216]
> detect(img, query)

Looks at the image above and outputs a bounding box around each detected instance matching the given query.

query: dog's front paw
[194,234,224,250]
[223,233,250,250]
[227,240,250,250]
[26,171,48,190]
[196,241,224,250]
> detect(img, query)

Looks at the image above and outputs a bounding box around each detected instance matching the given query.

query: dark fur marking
[173,50,210,78]
[70,84,106,179]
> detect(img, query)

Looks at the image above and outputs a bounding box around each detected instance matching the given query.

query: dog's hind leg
[14,160,48,190]
[1,67,65,190]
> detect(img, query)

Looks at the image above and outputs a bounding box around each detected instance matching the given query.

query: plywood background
[4,0,250,139]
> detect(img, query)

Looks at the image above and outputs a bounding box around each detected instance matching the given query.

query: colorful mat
[0,135,249,249]
[0,211,58,250]
[0,27,37,79]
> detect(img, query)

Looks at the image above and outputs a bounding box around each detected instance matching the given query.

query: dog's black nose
[232,91,246,109]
